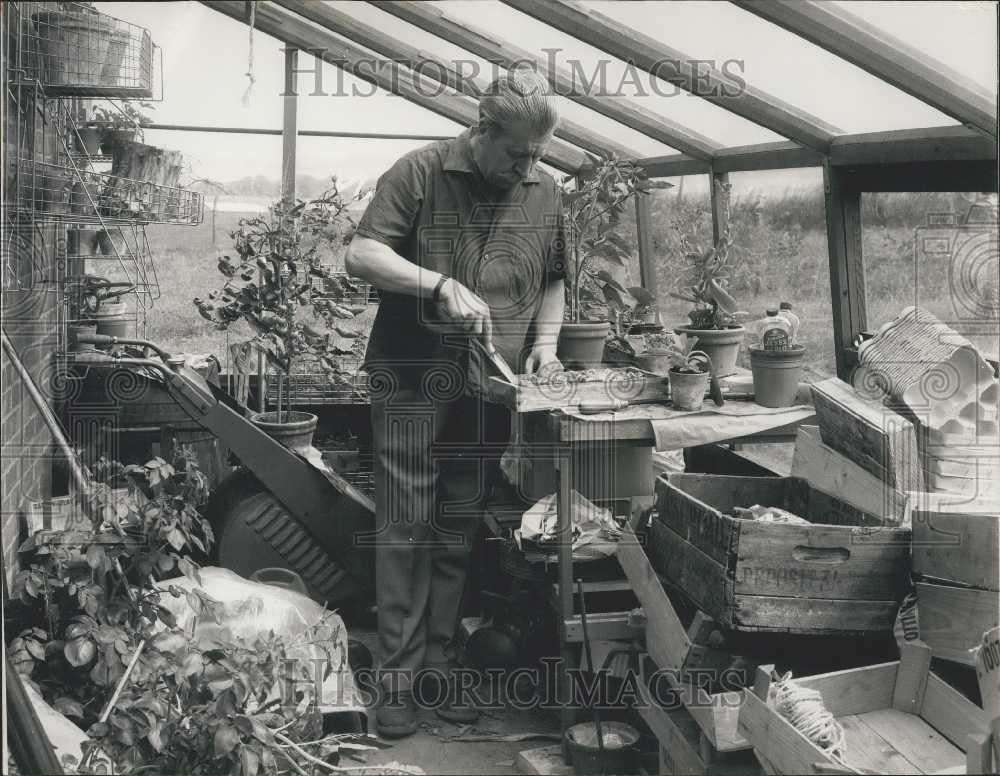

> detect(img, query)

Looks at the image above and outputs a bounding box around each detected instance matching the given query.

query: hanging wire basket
[13,159,204,225]
[24,2,154,97]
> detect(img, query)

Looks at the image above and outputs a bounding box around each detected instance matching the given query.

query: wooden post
[281,47,299,202]
[823,163,866,380]
[709,170,730,245]
[635,192,658,300]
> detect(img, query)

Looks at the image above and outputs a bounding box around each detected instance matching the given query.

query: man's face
[474,121,553,190]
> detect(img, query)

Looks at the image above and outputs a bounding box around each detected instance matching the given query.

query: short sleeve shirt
[354,129,566,392]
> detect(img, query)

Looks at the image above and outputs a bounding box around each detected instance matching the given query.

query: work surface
[550,400,816,447]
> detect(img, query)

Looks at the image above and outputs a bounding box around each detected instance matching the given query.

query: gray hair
[477,67,558,137]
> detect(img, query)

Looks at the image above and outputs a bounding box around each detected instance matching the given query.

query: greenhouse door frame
[823,158,998,380]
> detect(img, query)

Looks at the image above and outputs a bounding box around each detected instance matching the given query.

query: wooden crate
[635,657,762,775]
[791,426,910,526]
[487,368,664,412]
[810,377,923,494]
[652,474,911,635]
[739,642,990,774]
[913,502,1000,666]
[618,517,755,752]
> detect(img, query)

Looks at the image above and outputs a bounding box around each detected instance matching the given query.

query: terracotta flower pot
[750,345,806,408]
[673,325,745,377]
[669,367,710,411]
[558,321,610,368]
[250,410,318,454]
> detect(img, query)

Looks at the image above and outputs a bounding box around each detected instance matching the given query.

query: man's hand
[438,279,493,347]
[524,345,562,377]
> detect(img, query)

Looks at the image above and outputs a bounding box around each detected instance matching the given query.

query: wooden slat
[921,672,990,751]
[636,127,996,177]
[838,160,999,193]
[791,425,910,526]
[837,715,918,774]
[735,0,998,138]
[795,661,898,717]
[199,1,587,173]
[915,582,1000,666]
[823,165,858,380]
[733,595,900,633]
[616,522,691,672]
[735,520,908,600]
[862,709,965,773]
[830,126,998,165]
[710,171,730,245]
[502,0,841,151]
[810,377,923,493]
[281,47,298,201]
[891,641,932,714]
[739,688,836,774]
[369,0,722,160]
[636,664,709,775]
[277,0,641,161]
[634,194,657,300]
[912,509,1000,590]
[649,519,731,624]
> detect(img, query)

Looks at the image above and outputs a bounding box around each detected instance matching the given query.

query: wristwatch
[432,275,450,304]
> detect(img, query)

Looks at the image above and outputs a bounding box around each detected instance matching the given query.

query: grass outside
[127,192,998,378]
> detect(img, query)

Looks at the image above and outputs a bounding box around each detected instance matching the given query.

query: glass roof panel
[587,0,978,135]
[431,1,786,147]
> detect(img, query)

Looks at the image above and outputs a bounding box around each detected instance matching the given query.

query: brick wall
[2,26,65,590]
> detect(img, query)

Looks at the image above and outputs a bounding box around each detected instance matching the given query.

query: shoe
[376,690,417,738]
[434,672,480,725]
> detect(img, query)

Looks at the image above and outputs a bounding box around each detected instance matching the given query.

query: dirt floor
[346,627,565,775]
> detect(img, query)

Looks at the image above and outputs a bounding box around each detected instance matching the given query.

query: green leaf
[181,651,204,678]
[24,638,46,661]
[233,715,254,736]
[595,270,629,296]
[214,724,240,757]
[64,638,96,667]
[240,746,260,776]
[158,607,177,629]
[250,718,275,748]
[166,528,186,552]
[53,697,85,719]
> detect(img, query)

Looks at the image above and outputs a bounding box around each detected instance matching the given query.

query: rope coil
[772,672,848,764]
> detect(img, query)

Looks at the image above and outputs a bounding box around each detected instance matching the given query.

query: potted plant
[194,180,369,453]
[663,336,714,412]
[560,157,671,368]
[669,179,750,377]
[87,100,152,157]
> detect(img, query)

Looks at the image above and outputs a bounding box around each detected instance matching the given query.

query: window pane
[862,193,999,361]
[647,170,836,380]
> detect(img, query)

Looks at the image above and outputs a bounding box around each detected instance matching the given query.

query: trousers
[371,379,510,689]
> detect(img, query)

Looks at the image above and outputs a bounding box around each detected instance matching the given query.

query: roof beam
[369,0,721,160]
[276,0,640,161]
[501,0,841,151]
[199,0,587,173]
[635,126,995,177]
[735,0,998,139]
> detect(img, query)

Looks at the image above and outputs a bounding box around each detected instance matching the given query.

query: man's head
[470,68,558,190]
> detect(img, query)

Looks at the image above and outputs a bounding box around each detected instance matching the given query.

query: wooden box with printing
[650,474,912,635]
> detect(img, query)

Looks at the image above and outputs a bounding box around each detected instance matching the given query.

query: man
[344,68,565,737]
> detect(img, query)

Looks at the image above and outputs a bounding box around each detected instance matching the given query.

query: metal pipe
[145,123,451,141]
[1,329,90,497]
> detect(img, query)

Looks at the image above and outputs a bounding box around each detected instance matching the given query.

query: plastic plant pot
[564,721,640,775]
[750,345,807,407]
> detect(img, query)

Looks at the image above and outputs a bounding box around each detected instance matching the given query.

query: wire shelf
[311,271,379,306]
[265,357,370,406]
[17,3,154,98]
[11,159,204,225]
[314,447,376,499]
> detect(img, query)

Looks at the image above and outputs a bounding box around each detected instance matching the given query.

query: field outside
[133,189,999,380]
